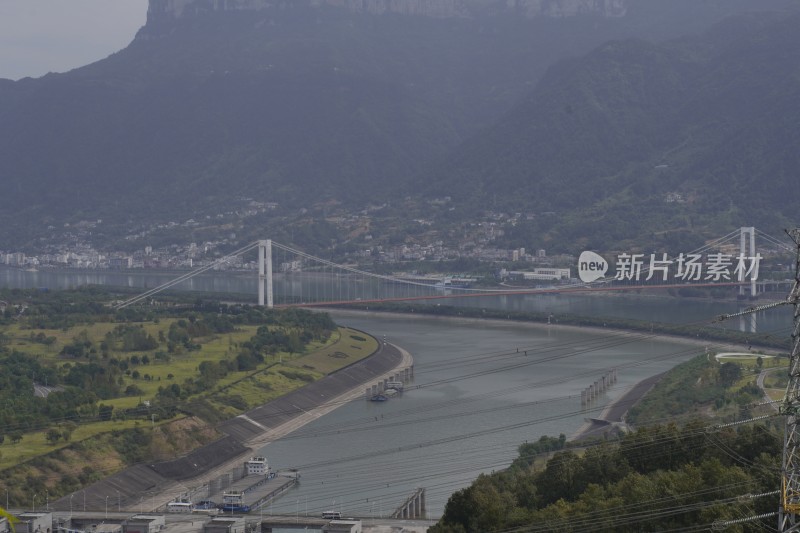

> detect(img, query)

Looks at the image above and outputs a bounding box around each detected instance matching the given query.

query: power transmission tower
[779,228,800,532]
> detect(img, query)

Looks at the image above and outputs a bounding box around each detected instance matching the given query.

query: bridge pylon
[740,227,756,299]
[258,239,273,308]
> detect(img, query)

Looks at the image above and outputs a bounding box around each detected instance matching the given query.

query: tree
[537,450,584,505]
[287,330,303,355]
[62,422,77,442]
[438,486,475,531]
[470,478,514,531]
[45,428,62,445]
[719,362,742,387]
[576,443,631,489]
[125,384,144,396]
[98,404,114,421]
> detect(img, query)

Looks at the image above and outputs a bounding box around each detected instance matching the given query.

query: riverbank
[52,340,414,513]
[328,308,770,356]
[333,300,788,350]
[569,373,666,441]
[159,342,416,509]
[329,308,774,444]
[54,307,773,513]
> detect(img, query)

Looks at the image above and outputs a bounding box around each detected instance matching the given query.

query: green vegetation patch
[627,353,777,427]
[286,327,377,374]
[764,369,788,390]
[0,289,375,504]
[431,352,785,533]
[432,420,782,533]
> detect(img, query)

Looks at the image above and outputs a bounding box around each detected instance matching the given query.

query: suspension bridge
[102,226,800,530]
[112,227,792,310]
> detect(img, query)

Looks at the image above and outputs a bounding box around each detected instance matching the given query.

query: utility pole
[779,228,800,532]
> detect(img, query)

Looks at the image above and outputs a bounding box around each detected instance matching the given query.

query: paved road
[16,510,434,533]
[757,368,783,412]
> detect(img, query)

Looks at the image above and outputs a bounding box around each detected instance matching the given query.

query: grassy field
[762,367,788,402]
[0,320,377,470]
[626,351,788,426]
[6,319,263,410]
[0,418,144,466]
[286,326,379,373]
[202,326,378,414]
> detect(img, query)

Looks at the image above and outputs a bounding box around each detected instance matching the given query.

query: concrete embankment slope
[571,372,666,441]
[53,341,412,512]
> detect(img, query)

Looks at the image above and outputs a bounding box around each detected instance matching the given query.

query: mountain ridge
[0,0,797,250]
[414,9,800,251]
[144,0,627,22]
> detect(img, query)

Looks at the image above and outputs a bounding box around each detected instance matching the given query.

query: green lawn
[286,326,378,374]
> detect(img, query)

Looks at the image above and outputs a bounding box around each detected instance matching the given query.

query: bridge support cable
[692,228,746,256]
[272,240,469,303]
[271,229,760,305]
[272,241,461,289]
[271,241,663,301]
[779,228,800,532]
[113,241,260,309]
[757,228,798,254]
[112,227,783,310]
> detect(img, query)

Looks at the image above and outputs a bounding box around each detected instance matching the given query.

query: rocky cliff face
[146,0,626,20]
[506,0,626,18]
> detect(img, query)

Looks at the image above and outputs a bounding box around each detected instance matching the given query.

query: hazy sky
[0,0,149,80]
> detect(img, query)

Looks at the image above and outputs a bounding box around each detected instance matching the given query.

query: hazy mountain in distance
[0,0,796,248]
[414,9,800,252]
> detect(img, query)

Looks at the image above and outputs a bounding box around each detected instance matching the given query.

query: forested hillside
[0,0,796,248]
[0,288,366,505]
[430,355,782,532]
[419,10,800,252]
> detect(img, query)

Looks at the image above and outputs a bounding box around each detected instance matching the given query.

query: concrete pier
[392,488,426,519]
[203,472,297,513]
[366,364,413,400]
[581,369,618,407]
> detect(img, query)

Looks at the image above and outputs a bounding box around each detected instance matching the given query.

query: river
[0,266,789,333]
[1,269,793,518]
[253,311,753,519]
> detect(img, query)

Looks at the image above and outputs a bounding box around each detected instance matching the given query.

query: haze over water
[0,268,788,333]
